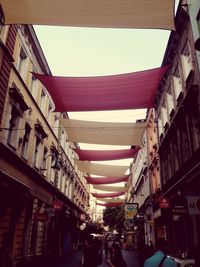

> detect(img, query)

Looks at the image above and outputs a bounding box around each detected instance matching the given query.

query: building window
[30,74,37,94]
[173,63,183,102]
[180,39,193,82]
[7,84,29,149]
[161,100,168,128]
[7,106,21,148]
[33,122,48,169]
[16,46,27,79]
[21,123,31,159]
[34,135,42,169]
[40,88,46,115]
[177,117,191,164]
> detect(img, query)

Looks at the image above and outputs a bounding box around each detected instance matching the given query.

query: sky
[33,23,173,201]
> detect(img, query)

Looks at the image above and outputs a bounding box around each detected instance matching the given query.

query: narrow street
[0,2,200,267]
[20,249,139,267]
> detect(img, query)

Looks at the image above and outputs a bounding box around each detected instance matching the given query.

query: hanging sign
[159,197,170,208]
[187,196,200,214]
[171,195,188,215]
[125,203,138,219]
[52,199,62,210]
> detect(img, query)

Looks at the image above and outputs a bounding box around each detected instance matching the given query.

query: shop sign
[125,203,138,219]
[34,212,48,221]
[171,195,188,215]
[80,213,86,221]
[159,197,170,208]
[187,196,200,214]
[52,199,62,210]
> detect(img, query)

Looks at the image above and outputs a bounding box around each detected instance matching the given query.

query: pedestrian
[148,241,154,256]
[144,238,177,267]
[82,234,99,267]
[194,243,200,267]
[138,242,154,267]
[107,242,127,267]
[104,238,109,259]
[108,238,113,259]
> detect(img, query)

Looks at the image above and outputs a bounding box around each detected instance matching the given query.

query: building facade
[155,0,200,257]
[0,24,89,267]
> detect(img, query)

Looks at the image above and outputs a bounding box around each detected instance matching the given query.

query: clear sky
[34,26,170,76]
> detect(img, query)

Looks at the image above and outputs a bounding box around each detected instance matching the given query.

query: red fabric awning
[33,66,169,112]
[72,148,140,161]
[85,175,128,184]
[97,202,123,207]
[91,192,125,198]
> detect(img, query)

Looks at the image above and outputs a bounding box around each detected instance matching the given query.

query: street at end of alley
[19,249,139,267]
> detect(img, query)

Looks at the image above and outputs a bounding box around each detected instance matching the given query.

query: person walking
[106,242,127,267]
[138,242,154,267]
[104,238,109,259]
[82,234,99,267]
[144,238,177,267]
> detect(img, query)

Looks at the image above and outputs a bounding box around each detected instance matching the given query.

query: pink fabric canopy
[33,66,169,112]
[72,148,140,161]
[97,202,123,207]
[91,192,125,198]
[85,175,129,184]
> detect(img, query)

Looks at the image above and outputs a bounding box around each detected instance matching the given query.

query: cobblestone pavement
[19,249,139,267]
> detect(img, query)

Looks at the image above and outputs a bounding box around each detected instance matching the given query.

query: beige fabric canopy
[93,185,127,192]
[1,0,175,30]
[60,118,147,146]
[76,160,129,176]
[96,197,124,203]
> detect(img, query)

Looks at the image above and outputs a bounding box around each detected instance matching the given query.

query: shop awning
[85,175,128,184]
[72,147,140,161]
[61,119,147,146]
[76,160,129,176]
[91,192,125,198]
[1,1,175,30]
[93,185,127,192]
[33,66,169,112]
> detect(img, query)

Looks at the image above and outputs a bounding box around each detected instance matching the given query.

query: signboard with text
[187,196,200,214]
[52,199,62,210]
[125,203,138,219]
[159,197,170,209]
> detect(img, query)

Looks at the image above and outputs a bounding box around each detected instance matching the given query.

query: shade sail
[1,1,175,30]
[85,176,129,184]
[97,202,124,207]
[61,119,147,146]
[96,197,124,203]
[93,185,127,192]
[76,160,129,176]
[33,66,169,112]
[72,148,140,161]
[91,192,125,198]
